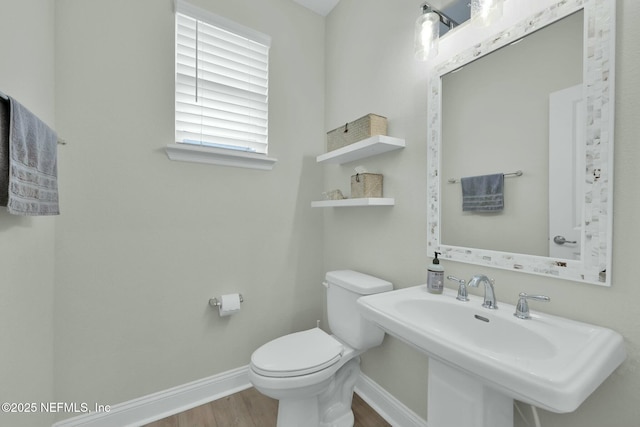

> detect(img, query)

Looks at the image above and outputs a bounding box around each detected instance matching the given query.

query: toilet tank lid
[325,270,392,295]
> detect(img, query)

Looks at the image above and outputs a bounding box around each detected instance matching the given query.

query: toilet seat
[251,328,344,378]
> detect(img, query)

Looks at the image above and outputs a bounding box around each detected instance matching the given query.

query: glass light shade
[471,0,503,27]
[414,10,439,61]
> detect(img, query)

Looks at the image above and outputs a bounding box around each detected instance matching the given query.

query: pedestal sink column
[428,359,513,427]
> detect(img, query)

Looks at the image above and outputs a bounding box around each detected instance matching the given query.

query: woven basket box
[351,173,383,198]
[326,114,387,152]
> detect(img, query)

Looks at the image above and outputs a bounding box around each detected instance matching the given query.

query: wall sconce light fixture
[471,0,503,27]
[414,2,459,61]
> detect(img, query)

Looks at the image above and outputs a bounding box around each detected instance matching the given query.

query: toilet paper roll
[218,293,241,317]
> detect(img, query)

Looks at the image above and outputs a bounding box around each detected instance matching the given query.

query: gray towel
[0,100,9,206]
[461,173,504,212]
[2,97,59,215]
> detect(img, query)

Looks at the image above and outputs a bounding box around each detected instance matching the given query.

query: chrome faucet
[468,274,497,309]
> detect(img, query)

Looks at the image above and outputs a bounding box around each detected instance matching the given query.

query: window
[169,1,276,170]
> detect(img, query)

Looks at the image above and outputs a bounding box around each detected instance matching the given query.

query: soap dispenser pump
[427,251,444,294]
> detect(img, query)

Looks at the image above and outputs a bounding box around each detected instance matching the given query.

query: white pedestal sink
[357,286,626,427]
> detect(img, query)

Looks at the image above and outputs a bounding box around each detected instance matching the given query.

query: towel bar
[1,90,67,145]
[448,170,523,184]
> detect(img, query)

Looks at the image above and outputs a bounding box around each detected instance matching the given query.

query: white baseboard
[355,373,428,427]
[52,366,251,427]
[52,366,427,427]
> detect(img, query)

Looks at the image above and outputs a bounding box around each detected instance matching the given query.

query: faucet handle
[514,292,550,319]
[447,276,469,302]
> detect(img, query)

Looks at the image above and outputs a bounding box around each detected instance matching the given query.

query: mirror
[427,0,616,286]
[441,11,584,257]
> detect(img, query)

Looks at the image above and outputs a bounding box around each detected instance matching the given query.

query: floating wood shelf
[311,198,395,208]
[316,135,405,164]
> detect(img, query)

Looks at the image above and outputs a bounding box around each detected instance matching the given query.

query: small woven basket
[326,114,387,152]
[351,173,383,198]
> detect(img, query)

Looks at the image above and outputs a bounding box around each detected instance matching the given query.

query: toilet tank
[325,270,392,350]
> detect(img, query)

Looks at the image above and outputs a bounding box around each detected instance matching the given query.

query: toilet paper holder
[209,294,244,308]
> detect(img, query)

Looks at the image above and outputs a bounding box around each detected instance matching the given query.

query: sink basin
[357,285,626,414]
[396,299,557,361]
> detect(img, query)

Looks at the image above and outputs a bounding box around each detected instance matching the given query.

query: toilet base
[318,357,359,427]
[276,393,355,427]
[277,397,320,427]
[265,357,361,427]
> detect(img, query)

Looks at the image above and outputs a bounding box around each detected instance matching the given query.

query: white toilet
[249,270,392,427]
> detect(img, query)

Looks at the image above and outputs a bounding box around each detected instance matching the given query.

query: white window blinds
[175,2,271,154]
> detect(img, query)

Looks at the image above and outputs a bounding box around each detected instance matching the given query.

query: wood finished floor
[142,387,391,427]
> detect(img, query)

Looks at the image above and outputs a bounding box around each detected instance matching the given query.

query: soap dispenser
[427,252,444,294]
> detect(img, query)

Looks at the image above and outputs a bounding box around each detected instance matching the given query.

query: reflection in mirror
[426,0,616,286]
[441,11,584,258]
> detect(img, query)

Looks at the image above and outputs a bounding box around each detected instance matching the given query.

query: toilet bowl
[249,328,362,427]
[249,270,392,427]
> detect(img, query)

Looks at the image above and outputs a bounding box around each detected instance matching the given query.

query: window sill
[165,143,277,170]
